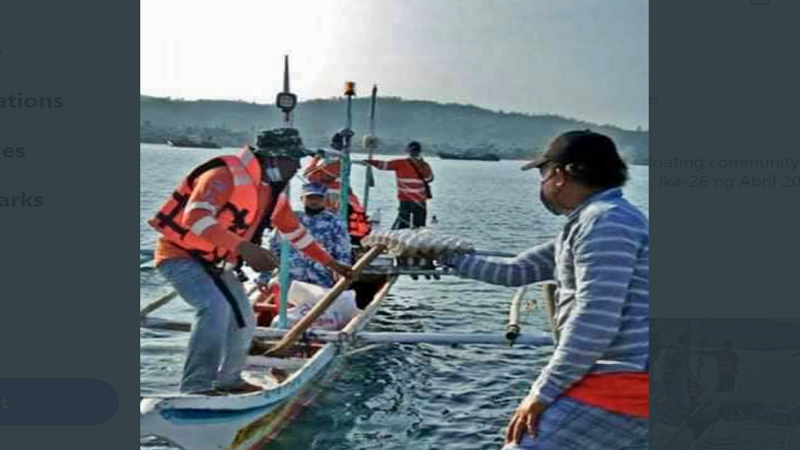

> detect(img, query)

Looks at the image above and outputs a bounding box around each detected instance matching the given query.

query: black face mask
[539,189,559,215]
[539,171,561,215]
[305,206,325,216]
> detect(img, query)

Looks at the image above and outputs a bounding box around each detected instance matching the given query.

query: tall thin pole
[340,82,356,222]
[363,85,377,213]
[276,55,296,329]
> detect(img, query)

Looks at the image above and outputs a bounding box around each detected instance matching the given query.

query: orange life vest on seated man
[149,147,334,266]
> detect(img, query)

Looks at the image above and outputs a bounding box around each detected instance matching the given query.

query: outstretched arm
[364,159,398,171]
[444,242,556,287]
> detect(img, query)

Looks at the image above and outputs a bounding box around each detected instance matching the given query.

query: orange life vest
[148,148,261,264]
[347,194,371,239]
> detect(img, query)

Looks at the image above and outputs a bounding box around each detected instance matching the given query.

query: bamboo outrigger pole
[140,290,178,318]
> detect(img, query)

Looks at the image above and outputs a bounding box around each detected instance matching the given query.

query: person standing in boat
[439,130,649,449]
[695,339,739,392]
[364,141,434,229]
[149,128,352,395]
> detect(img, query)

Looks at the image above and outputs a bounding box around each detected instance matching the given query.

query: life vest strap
[196,259,247,328]
[221,202,250,233]
[186,158,227,186]
[155,191,192,238]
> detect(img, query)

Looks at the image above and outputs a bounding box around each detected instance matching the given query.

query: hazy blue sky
[141,0,648,129]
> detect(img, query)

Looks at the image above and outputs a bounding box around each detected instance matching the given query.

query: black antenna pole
[275,54,297,128]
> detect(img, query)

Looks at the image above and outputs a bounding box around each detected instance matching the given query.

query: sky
[141,0,649,130]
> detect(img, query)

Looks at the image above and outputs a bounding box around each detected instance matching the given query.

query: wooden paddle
[140,290,178,318]
[265,245,386,356]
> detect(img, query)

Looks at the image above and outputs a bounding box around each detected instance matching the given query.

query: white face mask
[265,167,283,182]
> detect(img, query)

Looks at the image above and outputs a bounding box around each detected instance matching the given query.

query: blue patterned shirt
[265,211,351,287]
[446,188,649,405]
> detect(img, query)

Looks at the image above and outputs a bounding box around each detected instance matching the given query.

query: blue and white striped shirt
[447,188,649,405]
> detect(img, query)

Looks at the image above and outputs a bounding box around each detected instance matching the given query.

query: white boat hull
[141,277,396,450]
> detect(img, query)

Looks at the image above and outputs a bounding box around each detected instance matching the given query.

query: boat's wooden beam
[141,317,554,346]
[354,331,552,346]
[266,245,386,356]
[140,290,178,318]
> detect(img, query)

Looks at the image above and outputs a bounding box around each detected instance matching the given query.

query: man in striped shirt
[365,141,434,229]
[443,130,649,449]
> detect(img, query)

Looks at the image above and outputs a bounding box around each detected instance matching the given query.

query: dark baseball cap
[301,182,328,197]
[521,130,620,171]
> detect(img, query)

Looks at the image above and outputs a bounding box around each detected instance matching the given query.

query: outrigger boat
[140,57,554,450]
[140,232,554,450]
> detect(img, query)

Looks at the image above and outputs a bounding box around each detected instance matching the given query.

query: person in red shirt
[149,128,352,395]
[364,141,434,229]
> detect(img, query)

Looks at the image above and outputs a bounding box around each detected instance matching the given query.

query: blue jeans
[501,397,649,450]
[158,258,255,393]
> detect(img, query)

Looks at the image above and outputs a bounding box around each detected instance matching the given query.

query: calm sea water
[140,143,649,450]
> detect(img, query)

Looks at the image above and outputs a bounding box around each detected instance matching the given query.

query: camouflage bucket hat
[253,128,311,159]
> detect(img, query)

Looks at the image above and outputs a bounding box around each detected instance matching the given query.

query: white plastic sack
[270,280,360,331]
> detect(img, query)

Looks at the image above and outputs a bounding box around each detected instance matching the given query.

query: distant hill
[140,95,649,164]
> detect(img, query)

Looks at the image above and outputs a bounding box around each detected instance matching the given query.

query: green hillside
[141,95,648,164]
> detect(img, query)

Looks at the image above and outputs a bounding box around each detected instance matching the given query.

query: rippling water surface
[140,143,649,450]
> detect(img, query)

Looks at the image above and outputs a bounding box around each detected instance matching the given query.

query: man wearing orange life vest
[303,131,371,240]
[696,339,739,392]
[364,141,434,229]
[149,128,352,395]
